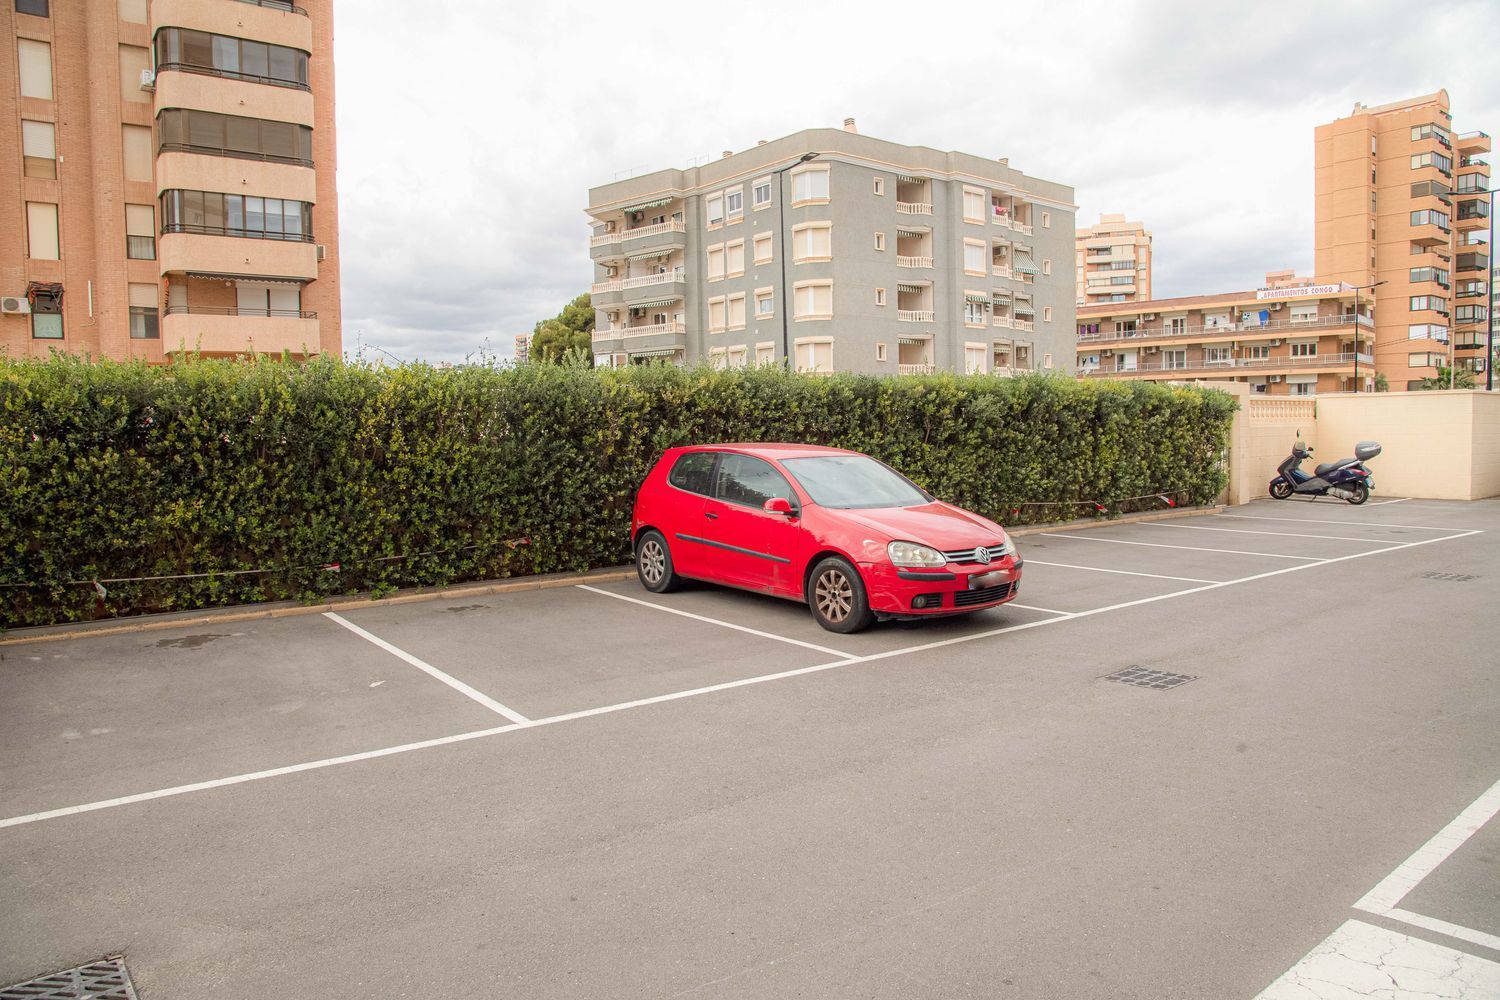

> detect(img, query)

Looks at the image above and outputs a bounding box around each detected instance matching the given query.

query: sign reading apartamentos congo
[1255,283,1349,301]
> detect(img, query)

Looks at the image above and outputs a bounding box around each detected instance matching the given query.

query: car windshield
[781,455,930,509]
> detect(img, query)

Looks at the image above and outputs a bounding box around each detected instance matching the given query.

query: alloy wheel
[639,539,665,585]
[815,568,854,623]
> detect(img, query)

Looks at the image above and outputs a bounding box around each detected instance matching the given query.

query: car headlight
[887,541,947,568]
[993,537,1014,557]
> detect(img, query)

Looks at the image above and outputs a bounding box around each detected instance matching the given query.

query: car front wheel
[807,556,875,634]
[636,530,681,593]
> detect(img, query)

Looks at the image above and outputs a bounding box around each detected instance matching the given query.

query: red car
[630,443,1022,633]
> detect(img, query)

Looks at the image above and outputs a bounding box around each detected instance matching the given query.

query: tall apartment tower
[2,0,341,361]
[585,122,1077,376]
[1314,90,1490,389]
[1074,213,1151,307]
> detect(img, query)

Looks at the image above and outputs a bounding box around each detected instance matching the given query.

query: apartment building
[2,0,340,361]
[1314,90,1489,388]
[513,333,529,364]
[1075,213,1151,306]
[1075,272,1375,396]
[584,121,1076,376]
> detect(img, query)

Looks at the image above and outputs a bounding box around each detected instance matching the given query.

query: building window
[118,44,150,104]
[874,231,885,251]
[1042,212,1051,229]
[705,193,724,228]
[962,187,985,223]
[155,109,313,166]
[125,204,156,259]
[706,244,725,281]
[876,343,887,362]
[1163,350,1187,370]
[1289,341,1317,358]
[1167,317,1187,335]
[1291,381,1313,397]
[727,293,746,330]
[26,203,60,260]
[753,231,772,264]
[1408,324,1449,342]
[154,27,311,90]
[727,345,747,368]
[17,0,49,15]
[874,287,886,306]
[1410,209,1450,230]
[1411,123,1452,144]
[1247,345,1270,360]
[1043,306,1052,323]
[1409,295,1447,313]
[709,347,727,371]
[964,298,989,326]
[708,296,726,333]
[755,288,773,318]
[725,240,745,277]
[752,178,772,209]
[794,338,833,373]
[118,0,148,24]
[21,120,56,179]
[1410,151,1453,174]
[1042,259,1052,276]
[791,223,832,262]
[793,281,832,321]
[122,124,153,181]
[128,283,159,339]
[963,240,985,275]
[755,342,774,365]
[159,190,313,241]
[30,288,63,339]
[18,38,53,99]
[790,165,830,205]
[725,187,744,221]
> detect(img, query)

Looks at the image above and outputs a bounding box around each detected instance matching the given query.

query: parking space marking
[1215,513,1460,532]
[575,584,854,658]
[1041,533,1321,560]
[1,528,1480,832]
[1139,522,1406,545]
[324,612,533,725]
[1022,559,1221,584]
[1353,774,1500,952]
[1255,919,1500,999]
[1007,602,1075,616]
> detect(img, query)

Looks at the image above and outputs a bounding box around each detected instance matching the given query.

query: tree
[1372,372,1389,393]
[530,293,594,365]
[1417,365,1475,390]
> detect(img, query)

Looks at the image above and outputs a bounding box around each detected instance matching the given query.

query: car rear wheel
[808,557,875,634]
[636,530,681,593]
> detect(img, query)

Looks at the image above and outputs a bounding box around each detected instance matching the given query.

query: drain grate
[1421,572,1478,583]
[1,958,138,1000]
[1104,666,1197,690]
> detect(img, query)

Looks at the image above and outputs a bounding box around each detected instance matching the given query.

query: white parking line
[1023,559,1220,584]
[1139,522,1405,545]
[1215,513,1458,532]
[1006,602,1075,616]
[1255,919,1500,999]
[324,612,532,725]
[1040,533,1320,560]
[0,528,1479,831]
[576,584,854,659]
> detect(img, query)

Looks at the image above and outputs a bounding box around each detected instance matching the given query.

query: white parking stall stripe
[1215,513,1458,531]
[1006,603,1075,616]
[576,584,854,659]
[1384,908,1500,954]
[1022,559,1221,584]
[325,612,532,725]
[1039,533,1321,560]
[0,529,1480,831]
[1254,920,1500,999]
[1139,521,1406,545]
[1353,774,1500,915]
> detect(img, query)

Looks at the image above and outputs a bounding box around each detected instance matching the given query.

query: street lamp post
[776,152,820,365]
[1349,280,1385,392]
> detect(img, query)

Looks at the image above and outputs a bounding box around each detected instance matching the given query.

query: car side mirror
[762,497,795,517]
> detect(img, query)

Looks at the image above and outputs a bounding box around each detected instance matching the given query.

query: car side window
[715,454,796,509]
[667,452,716,496]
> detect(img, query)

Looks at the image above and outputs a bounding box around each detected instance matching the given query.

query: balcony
[1456,131,1492,154]
[1079,352,1372,379]
[896,255,933,268]
[592,321,685,341]
[158,230,318,280]
[588,220,687,260]
[588,270,686,308]
[1076,313,1371,347]
[895,201,932,216]
[992,264,1012,279]
[1456,253,1490,274]
[152,0,313,52]
[897,309,934,323]
[161,305,320,355]
[1013,317,1035,332]
[898,363,935,375]
[155,151,315,204]
[992,315,1013,329]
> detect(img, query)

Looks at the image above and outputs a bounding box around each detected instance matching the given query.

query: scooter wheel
[1345,481,1369,505]
[1269,480,1292,500]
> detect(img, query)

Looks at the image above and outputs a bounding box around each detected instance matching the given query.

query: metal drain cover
[1104,666,1197,690]
[0,958,138,1000]
[1421,572,1478,582]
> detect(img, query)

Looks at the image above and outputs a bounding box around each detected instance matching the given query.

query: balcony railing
[162,223,314,243]
[896,309,934,323]
[1076,313,1371,346]
[589,219,685,248]
[1080,352,1372,377]
[234,0,309,13]
[895,202,932,215]
[992,265,1012,279]
[593,321,685,340]
[1013,318,1035,331]
[1012,223,1033,235]
[158,142,313,168]
[992,316,1013,329]
[156,63,310,92]
[896,255,933,268]
[589,272,684,294]
[164,305,316,318]
[898,363,934,375]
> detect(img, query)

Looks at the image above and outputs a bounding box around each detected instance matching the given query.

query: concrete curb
[0,503,1223,647]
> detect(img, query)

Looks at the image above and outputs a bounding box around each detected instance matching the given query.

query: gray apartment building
[585,121,1077,375]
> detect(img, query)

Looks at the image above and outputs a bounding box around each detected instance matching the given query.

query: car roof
[674,442,861,461]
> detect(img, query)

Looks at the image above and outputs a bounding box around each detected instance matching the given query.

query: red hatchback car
[630,444,1022,633]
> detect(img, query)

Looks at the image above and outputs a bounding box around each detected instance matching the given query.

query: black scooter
[1269,436,1381,505]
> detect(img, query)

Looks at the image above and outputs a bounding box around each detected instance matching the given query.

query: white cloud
[332,0,1500,362]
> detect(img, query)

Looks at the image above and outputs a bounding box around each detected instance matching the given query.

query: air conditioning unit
[1269,339,1282,346]
[2,295,31,315]
[1268,375,1283,382]
[1142,313,1157,320]
[139,68,156,90]
[1145,345,1159,353]
[315,244,327,262]
[1272,302,1284,310]
[1102,349,1113,357]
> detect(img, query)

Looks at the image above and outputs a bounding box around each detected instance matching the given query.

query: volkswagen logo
[973,546,990,564]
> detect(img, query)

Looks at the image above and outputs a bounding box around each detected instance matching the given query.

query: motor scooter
[1269,435,1381,505]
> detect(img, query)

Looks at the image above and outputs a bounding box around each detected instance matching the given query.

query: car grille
[942,545,1007,566]
[953,581,1014,607]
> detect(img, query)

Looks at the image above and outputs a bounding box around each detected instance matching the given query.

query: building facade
[1075,213,1151,306]
[1075,273,1375,396]
[513,333,529,364]
[1314,90,1489,389]
[2,0,341,361]
[585,122,1077,376]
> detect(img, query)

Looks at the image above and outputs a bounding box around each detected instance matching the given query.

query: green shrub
[0,356,1235,627]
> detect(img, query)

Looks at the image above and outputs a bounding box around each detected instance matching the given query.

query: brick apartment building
[2,0,341,361]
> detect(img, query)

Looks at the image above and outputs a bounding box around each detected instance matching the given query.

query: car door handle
[704,512,718,520]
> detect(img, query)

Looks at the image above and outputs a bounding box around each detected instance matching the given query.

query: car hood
[830,502,1006,549]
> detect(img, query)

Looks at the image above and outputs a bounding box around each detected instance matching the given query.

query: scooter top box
[1355,441,1382,461]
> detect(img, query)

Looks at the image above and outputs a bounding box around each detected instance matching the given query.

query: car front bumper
[861,557,1023,616]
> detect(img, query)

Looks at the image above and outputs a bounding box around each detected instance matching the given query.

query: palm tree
[1417,365,1475,390]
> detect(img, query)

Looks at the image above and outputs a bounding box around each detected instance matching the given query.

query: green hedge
[0,356,1235,628]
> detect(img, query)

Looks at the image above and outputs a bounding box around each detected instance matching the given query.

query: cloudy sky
[332,0,1500,363]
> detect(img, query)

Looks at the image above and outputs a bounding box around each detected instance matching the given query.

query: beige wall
[1315,391,1500,500]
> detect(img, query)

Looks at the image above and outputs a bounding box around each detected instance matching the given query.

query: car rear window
[667,452,716,495]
